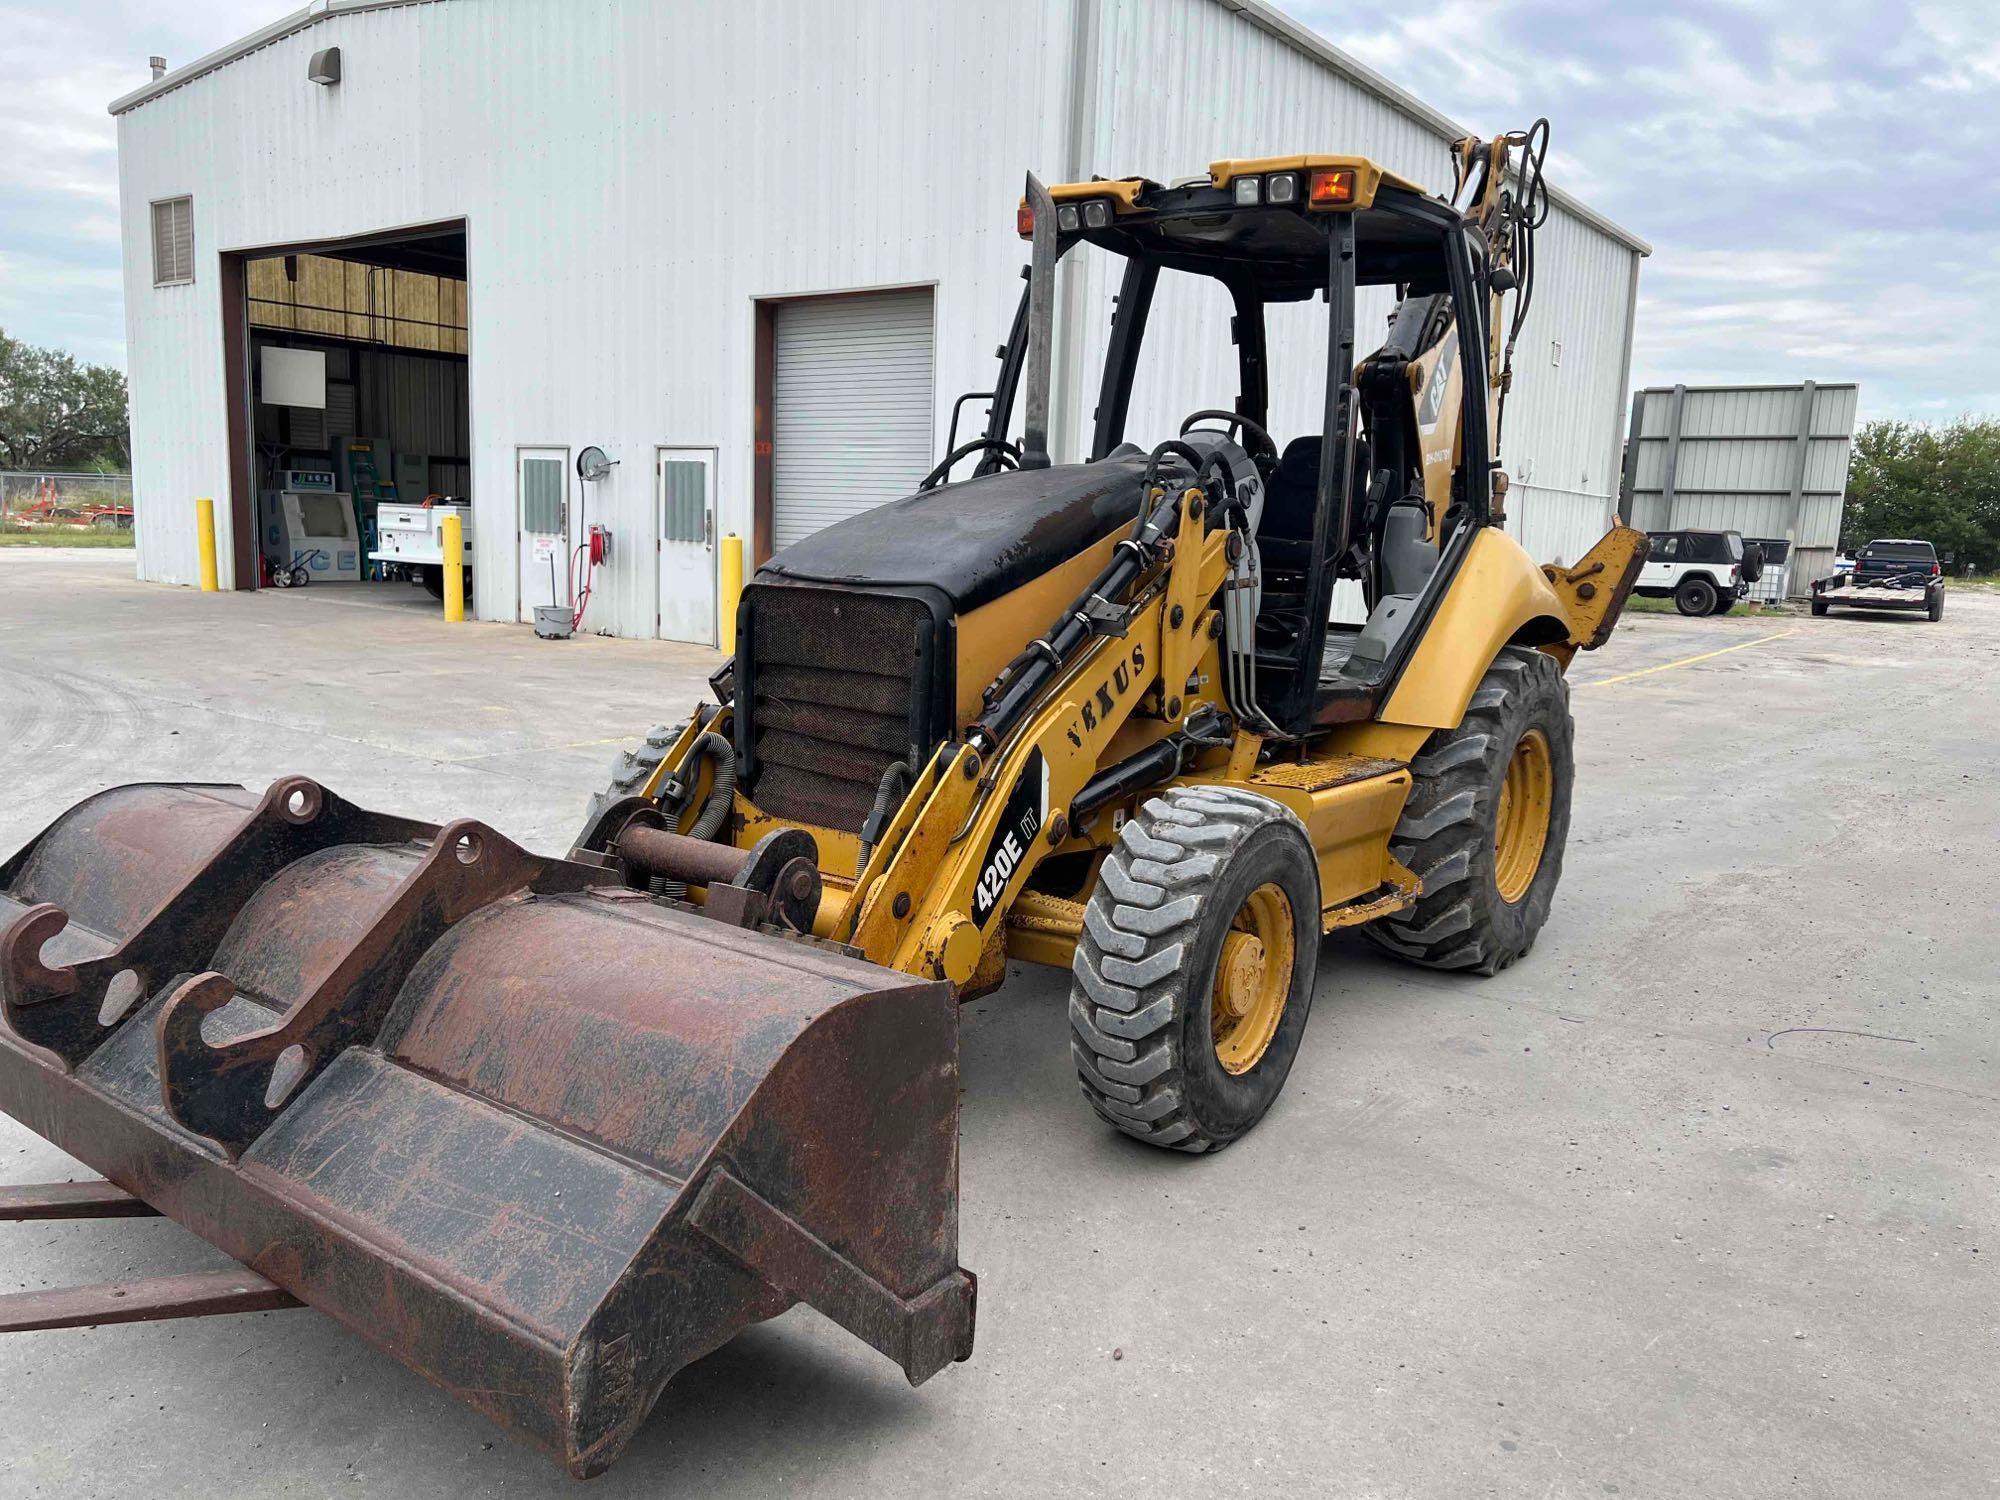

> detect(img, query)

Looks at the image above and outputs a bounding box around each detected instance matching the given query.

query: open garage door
[771,289,934,552]
[229,223,470,604]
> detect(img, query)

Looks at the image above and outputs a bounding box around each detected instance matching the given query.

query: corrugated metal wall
[117,0,1075,631]
[1623,382,1857,594]
[1078,0,1642,567]
[118,0,1643,636]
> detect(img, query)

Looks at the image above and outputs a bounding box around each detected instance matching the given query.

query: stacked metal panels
[1620,382,1858,596]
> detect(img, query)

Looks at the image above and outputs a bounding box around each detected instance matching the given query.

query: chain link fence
[0,473,135,537]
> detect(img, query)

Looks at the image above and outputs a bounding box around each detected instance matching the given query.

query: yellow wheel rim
[1493,727,1553,904]
[1210,883,1295,1075]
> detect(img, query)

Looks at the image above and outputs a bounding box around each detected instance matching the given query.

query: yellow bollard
[195,497,219,592]
[718,532,744,653]
[441,512,466,623]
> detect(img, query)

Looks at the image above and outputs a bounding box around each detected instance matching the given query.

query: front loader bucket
[0,779,973,1478]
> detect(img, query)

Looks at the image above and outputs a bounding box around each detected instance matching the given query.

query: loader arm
[845,485,1234,985]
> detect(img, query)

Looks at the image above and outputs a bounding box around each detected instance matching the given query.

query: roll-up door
[771,289,934,551]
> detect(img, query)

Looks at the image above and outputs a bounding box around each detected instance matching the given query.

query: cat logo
[1416,339,1457,430]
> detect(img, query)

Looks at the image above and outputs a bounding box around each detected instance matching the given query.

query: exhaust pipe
[1020,172,1058,470]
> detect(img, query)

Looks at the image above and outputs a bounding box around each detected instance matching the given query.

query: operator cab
[942,155,1514,737]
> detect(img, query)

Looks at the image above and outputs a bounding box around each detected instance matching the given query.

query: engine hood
[758,456,1150,614]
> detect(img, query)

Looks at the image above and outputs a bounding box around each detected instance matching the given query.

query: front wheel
[1069,786,1319,1153]
[1365,646,1573,975]
[1675,576,1718,616]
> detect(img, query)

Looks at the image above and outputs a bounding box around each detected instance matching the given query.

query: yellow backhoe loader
[0,121,1642,1476]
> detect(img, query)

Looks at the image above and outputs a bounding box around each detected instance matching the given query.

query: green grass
[1942,576,1995,591]
[0,526,135,548]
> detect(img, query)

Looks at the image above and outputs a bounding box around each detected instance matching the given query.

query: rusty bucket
[0,778,973,1477]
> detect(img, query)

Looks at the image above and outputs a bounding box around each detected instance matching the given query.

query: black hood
[758,456,1150,614]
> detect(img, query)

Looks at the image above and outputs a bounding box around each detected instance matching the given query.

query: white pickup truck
[369,499,473,600]
[1634,528,1762,616]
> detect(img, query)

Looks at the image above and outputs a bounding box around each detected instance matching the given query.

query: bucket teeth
[0,778,975,1477]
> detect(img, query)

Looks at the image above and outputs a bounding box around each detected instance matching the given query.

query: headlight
[1082,199,1112,230]
[1233,176,1261,206]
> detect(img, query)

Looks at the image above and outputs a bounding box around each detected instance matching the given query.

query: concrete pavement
[0,551,1992,1498]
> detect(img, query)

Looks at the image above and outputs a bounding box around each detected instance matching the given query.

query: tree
[0,329,130,472]
[1843,417,2000,573]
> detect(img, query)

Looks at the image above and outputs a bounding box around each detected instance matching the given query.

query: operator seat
[1261,436,1324,546]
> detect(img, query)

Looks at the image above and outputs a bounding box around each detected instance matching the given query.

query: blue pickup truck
[1811,538,1946,621]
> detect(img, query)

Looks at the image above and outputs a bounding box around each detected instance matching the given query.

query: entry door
[657,448,716,645]
[517,448,570,621]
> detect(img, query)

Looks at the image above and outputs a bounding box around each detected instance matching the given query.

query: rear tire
[1712,598,1736,616]
[1068,786,1319,1154]
[1365,646,1573,975]
[1811,599,1829,617]
[1675,577,1717,616]
[420,565,444,599]
[1928,592,1944,622]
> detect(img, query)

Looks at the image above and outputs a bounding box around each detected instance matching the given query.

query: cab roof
[1032,155,1462,300]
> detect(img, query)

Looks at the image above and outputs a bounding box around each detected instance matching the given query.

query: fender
[1377,526,1625,732]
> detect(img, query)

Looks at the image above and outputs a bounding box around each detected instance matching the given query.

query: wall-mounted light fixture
[308,47,341,86]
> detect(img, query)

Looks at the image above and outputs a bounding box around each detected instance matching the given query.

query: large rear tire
[1365,646,1573,975]
[1068,786,1319,1154]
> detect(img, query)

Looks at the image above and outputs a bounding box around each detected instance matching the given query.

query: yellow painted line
[1580,628,1799,689]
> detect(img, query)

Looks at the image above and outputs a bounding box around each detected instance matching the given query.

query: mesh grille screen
[747,587,930,833]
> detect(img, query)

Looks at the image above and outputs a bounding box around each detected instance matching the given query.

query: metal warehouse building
[114,0,1648,644]
[1620,381,1859,598]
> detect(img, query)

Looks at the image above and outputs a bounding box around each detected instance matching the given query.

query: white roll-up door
[771,289,934,551]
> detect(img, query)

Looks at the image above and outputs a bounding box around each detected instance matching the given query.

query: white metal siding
[115,0,1642,632]
[771,291,935,552]
[115,0,1073,620]
[1078,0,1643,568]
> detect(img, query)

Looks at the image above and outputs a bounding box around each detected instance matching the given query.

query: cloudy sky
[4,0,1994,421]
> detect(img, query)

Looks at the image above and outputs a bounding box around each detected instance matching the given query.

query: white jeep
[1635,528,1761,616]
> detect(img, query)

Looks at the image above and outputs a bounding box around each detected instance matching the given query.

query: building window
[151,197,194,286]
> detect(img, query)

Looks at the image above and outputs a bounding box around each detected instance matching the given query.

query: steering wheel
[920,437,1022,491]
[1179,410,1279,475]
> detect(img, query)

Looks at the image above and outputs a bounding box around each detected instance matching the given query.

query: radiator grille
[744,587,933,833]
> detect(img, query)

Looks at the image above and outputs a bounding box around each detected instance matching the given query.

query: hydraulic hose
[856,761,912,871]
